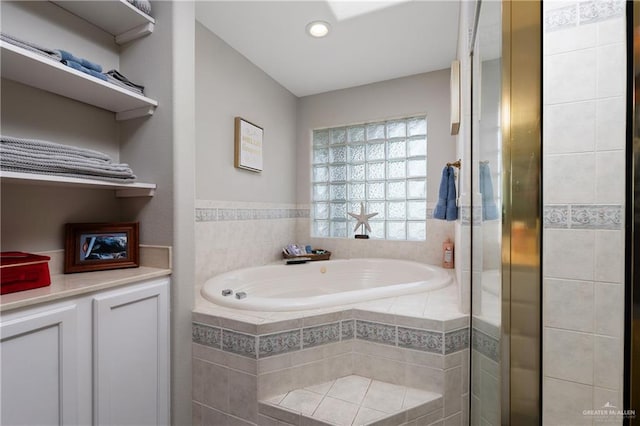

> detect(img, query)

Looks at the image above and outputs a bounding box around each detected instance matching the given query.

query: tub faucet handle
[235,291,247,299]
[221,289,233,296]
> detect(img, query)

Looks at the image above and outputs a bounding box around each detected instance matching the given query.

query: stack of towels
[0,32,145,95]
[1,136,136,182]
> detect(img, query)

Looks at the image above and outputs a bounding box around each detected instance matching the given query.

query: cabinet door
[0,303,78,426]
[93,278,169,426]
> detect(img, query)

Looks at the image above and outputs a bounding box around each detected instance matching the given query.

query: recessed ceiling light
[306,21,330,38]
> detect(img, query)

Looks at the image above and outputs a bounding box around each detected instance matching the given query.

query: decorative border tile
[218,208,237,221]
[192,322,222,349]
[472,328,499,362]
[397,326,442,354]
[237,209,255,220]
[303,322,341,349]
[544,205,569,228]
[544,4,578,32]
[258,330,301,358]
[195,208,217,222]
[194,317,471,357]
[356,320,397,346]
[579,0,624,25]
[570,205,622,229]
[459,206,471,226]
[341,320,355,340]
[222,329,257,359]
[444,328,470,354]
[195,207,310,222]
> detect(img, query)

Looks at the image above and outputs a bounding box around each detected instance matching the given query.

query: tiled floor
[259,375,442,426]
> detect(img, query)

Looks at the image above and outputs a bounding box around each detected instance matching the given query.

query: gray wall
[195,22,298,203]
[296,69,456,205]
[0,1,122,251]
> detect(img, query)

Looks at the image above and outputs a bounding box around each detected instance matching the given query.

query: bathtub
[201,258,452,311]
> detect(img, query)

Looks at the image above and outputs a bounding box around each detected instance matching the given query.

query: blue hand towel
[56,49,102,73]
[480,162,499,220]
[445,166,458,221]
[433,166,449,220]
[62,60,108,81]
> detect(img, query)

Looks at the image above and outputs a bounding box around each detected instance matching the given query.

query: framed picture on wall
[234,117,263,172]
[64,222,139,273]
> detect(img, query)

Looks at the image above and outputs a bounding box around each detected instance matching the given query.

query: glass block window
[311,116,427,240]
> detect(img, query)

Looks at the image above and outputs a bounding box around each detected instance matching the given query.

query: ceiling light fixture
[306,21,330,38]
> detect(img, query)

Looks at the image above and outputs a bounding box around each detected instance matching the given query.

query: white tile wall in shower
[543,101,596,154]
[543,1,625,424]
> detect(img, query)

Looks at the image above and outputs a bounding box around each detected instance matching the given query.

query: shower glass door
[470,1,502,425]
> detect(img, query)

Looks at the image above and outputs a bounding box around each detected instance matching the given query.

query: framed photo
[64,222,139,273]
[234,117,263,172]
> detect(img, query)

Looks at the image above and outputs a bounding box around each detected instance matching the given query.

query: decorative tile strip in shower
[544,205,569,229]
[444,328,470,355]
[544,4,578,32]
[303,322,341,349]
[579,0,624,25]
[570,205,622,229]
[192,322,222,349]
[471,328,500,362]
[195,207,310,222]
[356,320,397,346]
[258,329,302,358]
[341,320,355,340]
[543,204,622,230]
[222,329,258,359]
[397,326,442,354]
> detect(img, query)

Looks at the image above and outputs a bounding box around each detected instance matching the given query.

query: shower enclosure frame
[499,1,542,424]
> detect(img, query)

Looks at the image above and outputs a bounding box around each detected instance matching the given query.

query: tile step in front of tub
[258,375,443,426]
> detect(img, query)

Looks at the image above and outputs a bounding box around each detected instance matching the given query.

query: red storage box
[1,252,51,295]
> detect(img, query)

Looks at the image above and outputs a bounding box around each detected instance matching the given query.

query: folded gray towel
[105,74,144,95]
[0,32,61,60]
[1,135,112,161]
[1,136,136,181]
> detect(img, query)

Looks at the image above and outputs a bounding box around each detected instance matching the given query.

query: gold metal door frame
[629,2,639,423]
[501,1,542,424]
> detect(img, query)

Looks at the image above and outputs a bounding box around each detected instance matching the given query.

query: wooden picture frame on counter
[64,222,139,273]
[234,116,263,172]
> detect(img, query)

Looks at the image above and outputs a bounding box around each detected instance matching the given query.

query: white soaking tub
[201,258,452,311]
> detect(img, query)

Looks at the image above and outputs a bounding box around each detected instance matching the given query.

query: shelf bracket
[115,187,156,198]
[115,22,155,45]
[116,106,155,121]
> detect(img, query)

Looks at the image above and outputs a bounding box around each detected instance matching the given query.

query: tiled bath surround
[296,203,455,270]
[192,289,469,425]
[543,1,626,425]
[194,200,303,290]
[195,200,455,293]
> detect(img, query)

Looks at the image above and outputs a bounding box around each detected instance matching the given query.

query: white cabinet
[0,277,169,426]
[93,279,170,425]
[0,303,79,426]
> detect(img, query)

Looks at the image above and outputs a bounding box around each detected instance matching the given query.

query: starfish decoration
[348,202,378,234]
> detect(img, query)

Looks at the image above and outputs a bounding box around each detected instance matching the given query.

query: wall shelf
[0,171,156,198]
[50,0,155,45]
[0,42,158,120]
